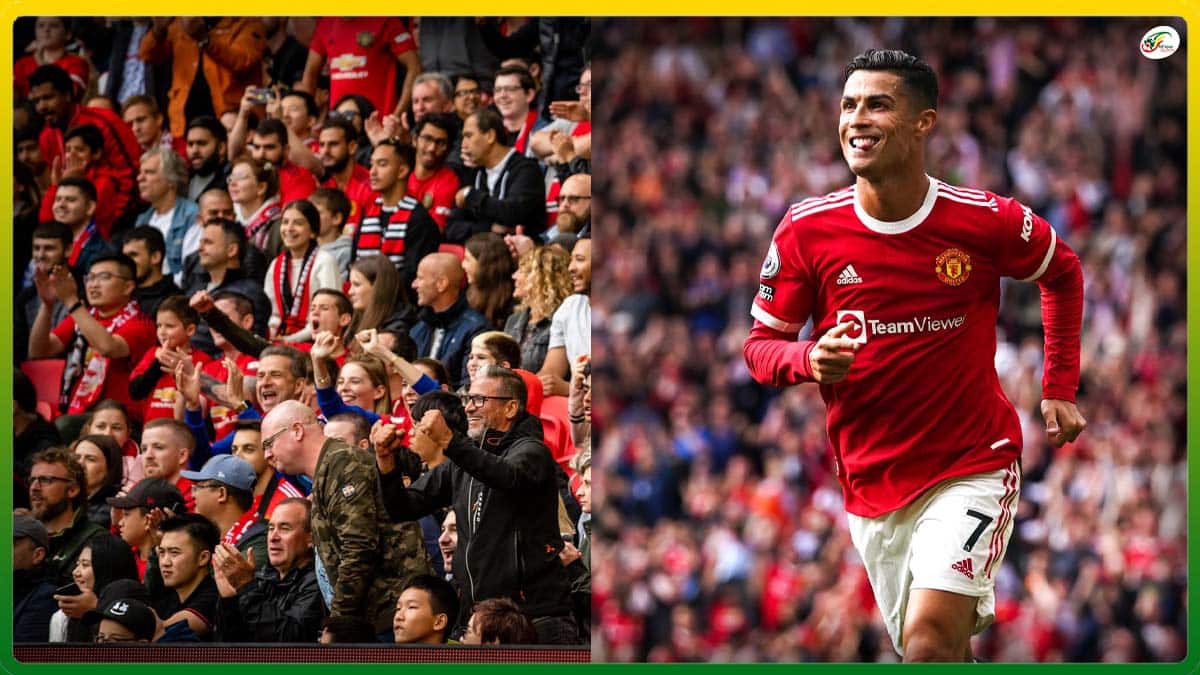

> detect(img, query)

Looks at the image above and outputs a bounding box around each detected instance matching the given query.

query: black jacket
[380,413,572,626]
[215,560,327,642]
[446,151,546,242]
[14,566,58,642]
[408,294,490,388]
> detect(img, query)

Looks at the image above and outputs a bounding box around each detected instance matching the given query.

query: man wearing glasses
[28,252,156,423]
[375,366,579,644]
[27,447,106,584]
[259,400,432,638]
[408,112,461,231]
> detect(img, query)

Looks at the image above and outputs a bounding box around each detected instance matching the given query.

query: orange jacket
[140,18,266,137]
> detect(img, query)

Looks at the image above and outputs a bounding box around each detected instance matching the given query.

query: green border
[2,6,1197,673]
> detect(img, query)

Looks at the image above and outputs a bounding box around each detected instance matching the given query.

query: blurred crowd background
[592,17,1186,662]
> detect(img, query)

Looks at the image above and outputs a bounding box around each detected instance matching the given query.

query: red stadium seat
[21,359,65,420]
[438,243,465,260]
[540,395,577,476]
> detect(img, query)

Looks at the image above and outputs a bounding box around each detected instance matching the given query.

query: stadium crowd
[592,18,1186,662]
[13,16,593,649]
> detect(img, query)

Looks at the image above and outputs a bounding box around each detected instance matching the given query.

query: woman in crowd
[228,157,282,256]
[463,233,516,329]
[80,400,142,492]
[264,199,341,343]
[71,434,123,529]
[504,245,573,374]
[312,335,393,423]
[347,254,414,336]
[49,533,139,643]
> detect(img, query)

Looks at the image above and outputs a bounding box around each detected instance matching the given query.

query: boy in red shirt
[129,295,213,421]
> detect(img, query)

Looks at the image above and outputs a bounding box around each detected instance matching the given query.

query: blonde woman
[503,246,572,374]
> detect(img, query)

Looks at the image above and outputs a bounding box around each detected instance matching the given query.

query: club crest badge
[935,248,972,286]
[760,242,781,279]
[357,32,374,48]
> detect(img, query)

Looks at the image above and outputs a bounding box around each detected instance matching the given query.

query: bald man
[409,253,490,388]
[261,401,431,636]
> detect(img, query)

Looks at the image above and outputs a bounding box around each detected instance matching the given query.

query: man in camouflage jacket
[261,400,431,634]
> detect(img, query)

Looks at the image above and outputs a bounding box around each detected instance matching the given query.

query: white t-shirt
[549,293,591,364]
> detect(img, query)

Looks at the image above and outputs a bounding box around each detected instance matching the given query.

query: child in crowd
[129,295,213,422]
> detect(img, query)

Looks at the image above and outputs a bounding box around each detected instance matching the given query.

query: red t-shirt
[407,164,459,231]
[14,53,89,99]
[310,18,415,115]
[51,306,156,420]
[280,161,318,205]
[250,478,305,521]
[202,353,260,441]
[131,348,214,422]
[322,163,374,228]
[744,178,1083,517]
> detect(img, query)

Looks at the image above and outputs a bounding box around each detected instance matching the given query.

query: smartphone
[54,582,82,596]
[248,87,272,104]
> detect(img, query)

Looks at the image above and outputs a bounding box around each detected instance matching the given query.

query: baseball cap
[180,455,257,492]
[96,579,152,607]
[106,477,186,512]
[83,598,157,640]
[13,515,49,550]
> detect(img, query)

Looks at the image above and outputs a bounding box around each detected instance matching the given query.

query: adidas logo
[951,558,975,580]
[836,264,863,285]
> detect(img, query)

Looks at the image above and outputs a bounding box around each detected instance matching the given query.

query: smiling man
[743,49,1086,662]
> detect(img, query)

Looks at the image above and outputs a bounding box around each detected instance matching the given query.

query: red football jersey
[310,18,415,115]
[322,163,374,228]
[744,178,1082,517]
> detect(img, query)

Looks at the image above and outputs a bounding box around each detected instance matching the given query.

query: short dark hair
[32,221,73,251]
[259,345,312,382]
[254,118,289,146]
[472,108,506,143]
[478,365,527,413]
[88,252,138,283]
[495,65,536,93]
[282,89,320,118]
[413,391,468,436]
[380,330,417,362]
[30,447,87,509]
[318,117,357,145]
[844,49,939,112]
[156,294,200,327]
[471,597,538,645]
[159,512,221,553]
[205,217,248,261]
[320,615,377,643]
[57,175,97,202]
[414,112,460,145]
[233,418,262,434]
[400,575,460,643]
[275,497,312,531]
[14,370,38,414]
[226,485,255,512]
[312,288,353,316]
[124,225,166,260]
[372,139,416,170]
[281,199,322,237]
[212,289,254,318]
[74,434,125,490]
[64,124,104,154]
[28,64,74,94]
[310,187,351,225]
[328,413,371,445]
[186,115,228,144]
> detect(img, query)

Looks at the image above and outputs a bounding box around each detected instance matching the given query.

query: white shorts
[847,460,1021,656]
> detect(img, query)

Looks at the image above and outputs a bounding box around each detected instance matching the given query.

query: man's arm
[392,49,422,117]
[49,268,133,359]
[28,300,66,358]
[297,49,324,95]
[538,346,570,398]
[1033,236,1086,446]
[377,459,452,523]
[441,432,552,493]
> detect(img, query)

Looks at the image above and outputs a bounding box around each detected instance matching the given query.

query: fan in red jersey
[743,49,1086,663]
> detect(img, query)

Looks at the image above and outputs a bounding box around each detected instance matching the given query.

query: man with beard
[141,418,197,511]
[28,447,106,583]
[316,117,372,227]
[184,116,229,202]
[407,113,460,232]
[122,226,181,318]
[539,233,590,397]
[234,117,318,205]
